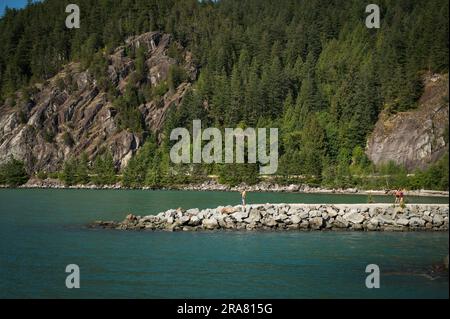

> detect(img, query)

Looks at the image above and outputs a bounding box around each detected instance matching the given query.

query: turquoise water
[0,189,448,298]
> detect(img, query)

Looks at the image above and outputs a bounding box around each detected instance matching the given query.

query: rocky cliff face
[0,31,196,173]
[366,73,449,170]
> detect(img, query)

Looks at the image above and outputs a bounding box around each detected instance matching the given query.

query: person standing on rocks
[399,189,405,206]
[394,189,401,204]
[394,188,406,207]
[240,189,247,207]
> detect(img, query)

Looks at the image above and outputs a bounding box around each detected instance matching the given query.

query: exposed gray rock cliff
[0,31,196,173]
[366,73,449,170]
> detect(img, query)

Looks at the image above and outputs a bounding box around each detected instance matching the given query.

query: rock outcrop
[90,203,449,232]
[0,31,196,173]
[366,73,449,170]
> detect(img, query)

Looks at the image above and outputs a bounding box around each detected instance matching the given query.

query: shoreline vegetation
[1,177,448,198]
[0,152,449,197]
[1,156,449,197]
[90,203,449,232]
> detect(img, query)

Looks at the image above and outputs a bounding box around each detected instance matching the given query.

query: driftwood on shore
[90,203,449,232]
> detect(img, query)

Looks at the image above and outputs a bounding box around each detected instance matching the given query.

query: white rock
[202,218,218,229]
[396,218,409,226]
[309,217,323,229]
[369,217,379,226]
[231,211,249,222]
[290,215,301,224]
[327,208,338,218]
[433,214,444,226]
[343,211,365,224]
[189,215,201,226]
[409,217,425,227]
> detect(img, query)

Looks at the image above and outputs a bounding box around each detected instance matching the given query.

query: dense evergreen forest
[0,0,448,190]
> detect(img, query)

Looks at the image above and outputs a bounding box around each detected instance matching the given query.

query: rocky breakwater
[90,204,449,232]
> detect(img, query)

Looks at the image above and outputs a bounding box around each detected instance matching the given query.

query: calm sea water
[0,189,448,298]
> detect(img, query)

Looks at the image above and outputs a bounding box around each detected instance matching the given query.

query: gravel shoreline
[1,178,448,198]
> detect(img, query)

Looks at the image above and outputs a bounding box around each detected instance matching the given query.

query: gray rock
[309,210,320,218]
[231,211,249,222]
[290,215,302,224]
[377,215,394,225]
[396,218,409,226]
[165,209,177,218]
[333,216,349,228]
[433,214,444,226]
[299,211,309,219]
[202,218,218,230]
[263,217,277,227]
[274,213,288,221]
[188,215,201,226]
[368,208,378,217]
[244,209,261,224]
[140,215,157,223]
[299,220,309,229]
[309,217,323,229]
[186,208,200,215]
[157,212,165,218]
[326,207,338,217]
[343,211,365,224]
[409,217,425,227]
[179,215,191,225]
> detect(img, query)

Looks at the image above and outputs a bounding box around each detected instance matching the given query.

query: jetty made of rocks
[90,203,449,232]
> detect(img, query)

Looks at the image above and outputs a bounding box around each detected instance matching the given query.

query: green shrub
[167,65,188,91]
[62,132,74,147]
[36,171,48,180]
[0,158,29,187]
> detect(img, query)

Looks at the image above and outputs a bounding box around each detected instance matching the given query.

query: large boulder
[333,216,349,228]
[221,207,237,215]
[245,210,262,223]
[433,214,444,226]
[290,215,302,224]
[309,217,323,230]
[409,217,425,227]
[343,211,365,224]
[326,207,338,217]
[186,208,200,215]
[188,215,201,226]
[179,215,191,225]
[274,213,288,222]
[202,218,218,230]
[263,217,277,227]
[377,215,394,225]
[231,211,249,222]
[396,218,410,226]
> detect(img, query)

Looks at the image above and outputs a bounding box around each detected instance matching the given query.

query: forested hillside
[0,0,448,189]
